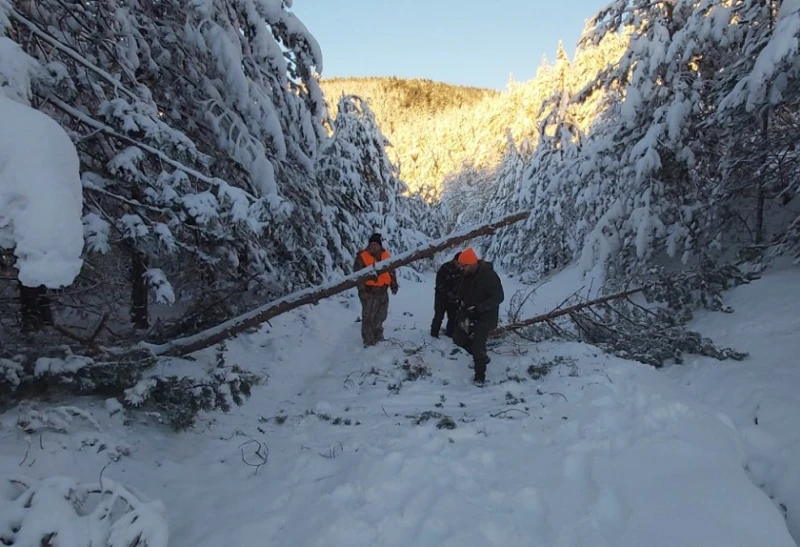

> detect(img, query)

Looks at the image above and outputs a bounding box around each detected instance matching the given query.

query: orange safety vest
[361,250,392,287]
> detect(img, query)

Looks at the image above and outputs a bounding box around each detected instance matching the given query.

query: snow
[0,37,39,103]
[0,475,169,547]
[145,268,176,305]
[665,264,800,540]
[83,212,112,254]
[0,95,84,288]
[34,354,93,376]
[2,264,799,546]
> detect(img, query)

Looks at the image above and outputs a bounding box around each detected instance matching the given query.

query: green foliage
[507,262,751,368]
[636,261,760,322]
[1,343,259,431]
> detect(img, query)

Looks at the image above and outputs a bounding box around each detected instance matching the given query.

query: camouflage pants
[359,287,389,346]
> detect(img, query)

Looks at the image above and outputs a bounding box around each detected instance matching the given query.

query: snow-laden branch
[8,9,140,102]
[48,95,258,202]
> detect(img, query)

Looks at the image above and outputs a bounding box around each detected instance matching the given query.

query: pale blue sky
[291,1,611,90]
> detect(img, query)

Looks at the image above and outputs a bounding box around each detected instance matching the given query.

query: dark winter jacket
[457,260,504,328]
[435,256,463,303]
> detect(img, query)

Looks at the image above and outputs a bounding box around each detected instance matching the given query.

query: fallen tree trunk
[146,211,529,356]
[491,287,643,337]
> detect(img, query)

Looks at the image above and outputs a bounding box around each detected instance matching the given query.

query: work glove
[391,285,398,295]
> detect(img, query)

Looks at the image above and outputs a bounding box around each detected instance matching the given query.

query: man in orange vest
[354,233,399,346]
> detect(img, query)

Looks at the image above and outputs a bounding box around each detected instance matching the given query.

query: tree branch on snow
[1,344,259,431]
[494,263,752,367]
[491,288,643,337]
[143,211,529,356]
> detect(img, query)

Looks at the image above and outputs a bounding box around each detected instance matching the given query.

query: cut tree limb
[52,312,110,352]
[145,211,530,357]
[490,288,643,337]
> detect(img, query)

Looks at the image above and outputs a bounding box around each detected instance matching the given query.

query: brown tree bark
[130,249,149,329]
[148,211,529,356]
[19,283,52,332]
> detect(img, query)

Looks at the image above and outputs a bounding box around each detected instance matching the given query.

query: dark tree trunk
[756,0,776,245]
[130,249,149,329]
[19,283,52,332]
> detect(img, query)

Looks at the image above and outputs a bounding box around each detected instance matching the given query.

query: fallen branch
[491,287,643,337]
[490,408,531,418]
[146,211,529,356]
[51,312,110,350]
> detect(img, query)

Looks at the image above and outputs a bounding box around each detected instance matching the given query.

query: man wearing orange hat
[452,247,504,386]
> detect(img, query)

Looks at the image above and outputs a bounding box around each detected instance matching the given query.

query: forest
[1,2,799,544]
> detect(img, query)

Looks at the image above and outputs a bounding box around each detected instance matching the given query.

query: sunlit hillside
[319,35,629,194]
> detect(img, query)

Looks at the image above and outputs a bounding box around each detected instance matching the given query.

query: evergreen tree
[0,0,440,346]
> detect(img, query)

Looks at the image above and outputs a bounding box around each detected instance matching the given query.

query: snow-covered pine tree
[713,0,800,257]
[1,0,334,336]
[316,94,436,272]
[563,0,719,280]
[570,0,800,278]
[480,132,532,268]
[0,0,446,427]
[476,45,585,277]
[484,0,800,283]
[0,0,440,344]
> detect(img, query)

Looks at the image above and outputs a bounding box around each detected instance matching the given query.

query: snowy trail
[0,270,797,546]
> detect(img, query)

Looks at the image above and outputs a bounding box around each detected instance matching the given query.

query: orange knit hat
[458,247,478,265]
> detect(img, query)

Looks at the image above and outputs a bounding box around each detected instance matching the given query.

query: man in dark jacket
[451,247,504,386]
[430,252,462,338]
[354,233,398,347]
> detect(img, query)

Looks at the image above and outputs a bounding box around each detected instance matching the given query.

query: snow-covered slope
[1,270,797,546]
[666,263,800,541]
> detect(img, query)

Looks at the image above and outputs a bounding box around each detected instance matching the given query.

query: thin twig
[98,461,113,488]
[493,288,642,336]
[319,441,344,459]
[537,389,568,403]
[221,429,247,441]
[490,408,531,418]
[239,439,269,474]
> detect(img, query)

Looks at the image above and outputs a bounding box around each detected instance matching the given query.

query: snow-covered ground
[1,265,798,546]
[665,263,800,541]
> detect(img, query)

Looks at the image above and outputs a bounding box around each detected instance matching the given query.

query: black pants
[452,317,493,381]
[431,294,458,337]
